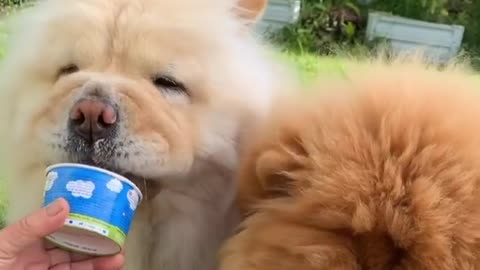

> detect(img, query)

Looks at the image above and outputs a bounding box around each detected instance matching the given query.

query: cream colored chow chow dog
[0,0,282,269]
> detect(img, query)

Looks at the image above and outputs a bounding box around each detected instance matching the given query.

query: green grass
[0,19,7,59]
[0,182,5,228]
[0,18,5,228]
[277,51,352,83]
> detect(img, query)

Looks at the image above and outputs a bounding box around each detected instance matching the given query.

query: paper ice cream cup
[43,163,143,256]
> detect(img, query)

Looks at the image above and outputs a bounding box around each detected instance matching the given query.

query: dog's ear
[236,146,295,215]
[237,137,306,214]
[254,149,296,197]
[234,0,268,24]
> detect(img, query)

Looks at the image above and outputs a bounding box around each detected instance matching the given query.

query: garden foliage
[271,0,480,64]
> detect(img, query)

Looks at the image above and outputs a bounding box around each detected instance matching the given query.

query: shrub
[270,0,366,55]
[370,0,449,22]
[0,0,33,15]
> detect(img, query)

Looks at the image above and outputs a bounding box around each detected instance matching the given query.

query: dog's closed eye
[152,74,189,104]
[58,64,79,77]
[152,75,187,94]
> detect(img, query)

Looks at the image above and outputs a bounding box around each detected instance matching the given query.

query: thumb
[0,198,70,257]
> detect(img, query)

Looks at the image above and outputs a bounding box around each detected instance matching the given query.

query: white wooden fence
[255,0,301,34]
[366,12,465,63]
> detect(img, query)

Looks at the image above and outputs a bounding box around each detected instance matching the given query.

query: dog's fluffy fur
[0,0,289,269]
[219,58,480,270]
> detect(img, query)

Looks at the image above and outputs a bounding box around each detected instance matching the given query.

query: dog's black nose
[69,98,117,142]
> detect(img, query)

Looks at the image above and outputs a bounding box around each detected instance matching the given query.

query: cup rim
[45,163,143,201]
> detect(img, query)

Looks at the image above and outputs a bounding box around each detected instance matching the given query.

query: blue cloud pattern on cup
[66,180,95,199]
[43,163,143,256]
[127,190,140,211]
[45,171,58,191]
[106,178,123,193]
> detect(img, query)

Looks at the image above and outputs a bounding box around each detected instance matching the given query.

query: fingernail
[46,199,65,217]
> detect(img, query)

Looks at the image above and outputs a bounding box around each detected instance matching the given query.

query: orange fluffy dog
[0,0,282,269]
[219,58,480,270]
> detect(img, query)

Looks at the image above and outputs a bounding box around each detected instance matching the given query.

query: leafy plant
[0,0,33,15]
[270,0,365,54]
[369,0,449,22]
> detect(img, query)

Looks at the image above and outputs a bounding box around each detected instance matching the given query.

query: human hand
[0,198,125,270]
